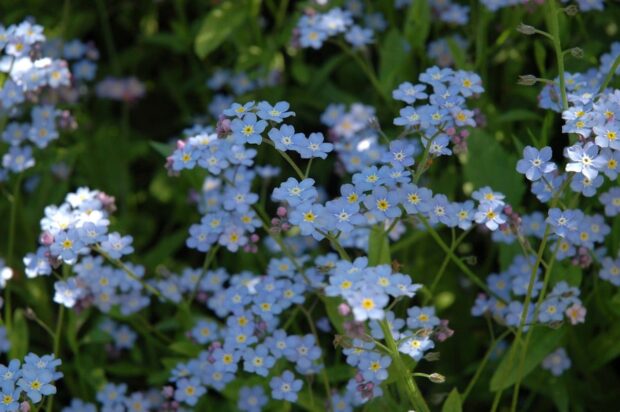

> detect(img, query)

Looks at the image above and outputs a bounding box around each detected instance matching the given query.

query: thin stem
[424,229,470,305]
[462,330,511,402]
[188,245,220,303]
[304,158,313,179]
[510,241,561,411]
[545,0,569,112]
[298,304,333,407]
[4,173,22,332]
[418,215,505,302]
[380,320,430,412]
[93,246,163,298]
[598,53,620,94]
[332,40,392,106]
[262,138,305,180]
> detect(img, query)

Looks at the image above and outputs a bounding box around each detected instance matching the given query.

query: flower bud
[516,23,536,35]
[564,5,578,16]
[429,373,446,383]
[277,206,287,217]
[569,47,583,59]
[517,75,538,86]
[338,303,351,316]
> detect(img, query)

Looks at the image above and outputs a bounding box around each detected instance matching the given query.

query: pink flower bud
[40,231,54,246]
[338,303,351,316]
[277,206,287,217]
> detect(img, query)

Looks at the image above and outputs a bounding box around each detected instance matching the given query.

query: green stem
[95,0,120,74]
[462,330,511,402]
[4,173,22,332]
[333,40,392,106]
[93,246,163,298]
[598,53,620,94]
[544,0,569,112]
[424,229,470,305]
[299,304,333,407]
[510,241,561,411]
[262,138,305,180]
[188,245,220,303]
[380,320,430,412]
[304,158,313,179]
[418,215,504,302]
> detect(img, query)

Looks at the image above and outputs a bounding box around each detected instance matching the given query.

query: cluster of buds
[270,206,291,234]
[571,246,593,269]
[446,126,470,154]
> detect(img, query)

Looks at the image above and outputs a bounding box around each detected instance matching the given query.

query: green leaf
[446,37,468,70]
[442,388,463,412]
[463,130,525,205]
[323,296,346,335]
[490,327,566,391]
[8,309,28,359]
[378,29,408,95]
[549,263,582,287]
[368,225,391,266]
[194,2,248,59]
[404,0,430,54]
[169,340,202,357]
[150,141,173,158]
[587,323,620,371]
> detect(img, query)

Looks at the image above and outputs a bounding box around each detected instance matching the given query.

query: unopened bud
[516,23,536,35]
[429,373,446,383]
[424,352,441,362]
[338,303,351,316]
[517,75,538,86]
[568,47,583,58]
[564,5,578,16]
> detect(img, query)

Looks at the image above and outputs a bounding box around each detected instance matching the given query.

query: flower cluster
[0,20,80,180]
[95,76,145,102]
[0,353,62,410]
[473,255,587,327]
[295,6,377,50]
[23,188,150,314]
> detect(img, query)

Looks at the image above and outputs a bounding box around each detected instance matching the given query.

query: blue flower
[547,208,581,237]
[398,335,435,360]
[600,187,620,217]
[50,229,83,262]
[100,232,134,259]
[268,124,303,151]
[272,178,318,206]
[17,367,56,404]
[542,348,571,376]
[363,186,401,221]
[392,82,428,104]
[289,203,326,240]
[223,101,255,118]
[593,124,620,151]
[564,142,606,179]
[256,101,294,122]
[344,25,373,48]
[474,202,506,231]
[407,306,440,329]
[231,113,267,144]
[516,146,557,181]
[292,132,333,159]
[393,106,421,128]
[284,334,322,373]
[569,173,603,197]
[237,385,268,412]
[359,353,391,382]
[270,370,303,402]
[0,381,20,412]
[399,184,433,214]
[174,378,206,406]
[2,146,35,173]
[242,344,276,377]
[324,198,365,232]
[383,139,416,168]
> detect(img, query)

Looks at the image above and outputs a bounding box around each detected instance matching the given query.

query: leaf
[169,340,202,357]
[446,37,468,70]
[404,0,430,54]
[378,29,408,95]
[368,225,391,266]
[323,296,346,335]
[534,40,547,77]
[587,323,620,371]
[549,263,582,287]
[150,141,173,158]
[463,130,526,205]
[8,309,28,360]
[490,327,566,391]
[442,388,463,412]
[194,2,248,59]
